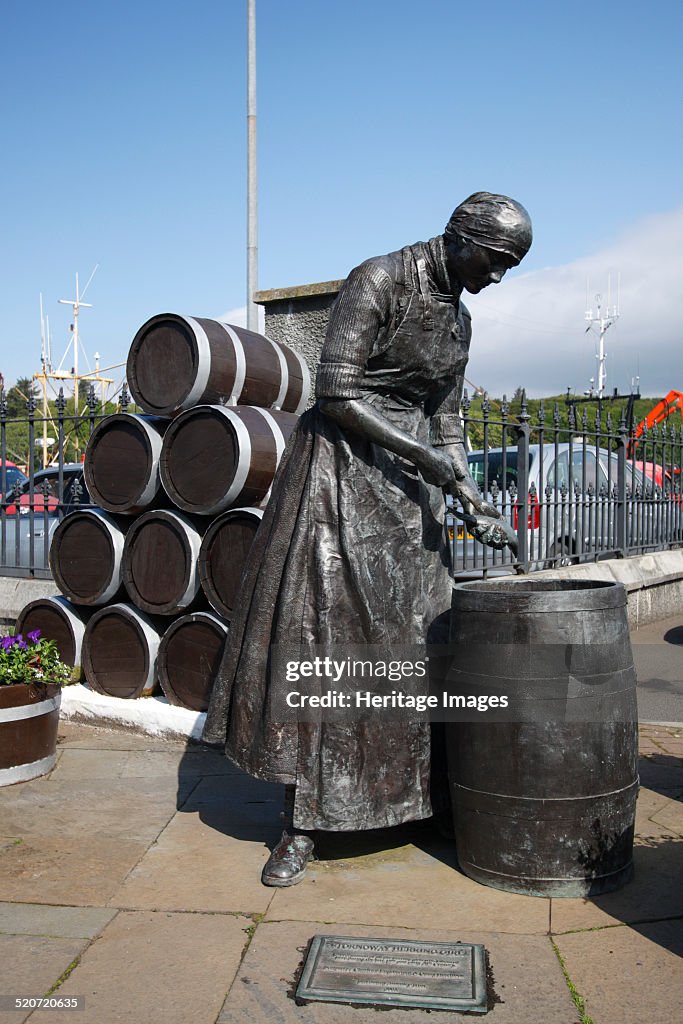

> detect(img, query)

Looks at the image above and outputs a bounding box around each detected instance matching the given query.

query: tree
[5,377,39,418]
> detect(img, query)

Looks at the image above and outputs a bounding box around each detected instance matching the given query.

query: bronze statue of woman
[203,191,533,885]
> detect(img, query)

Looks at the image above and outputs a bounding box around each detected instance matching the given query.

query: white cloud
[217,211,682,401]
[464,206,683,398]
[218,305,265,332]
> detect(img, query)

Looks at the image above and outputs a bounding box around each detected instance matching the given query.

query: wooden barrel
[84,413,169,514]
[122,509,206,616]
[0,683,61,786]
[126,313,310,417]
[15,596,91,680]
[199,507,263,619]
[159,405,297,515]
[157,611,229,711]
[447,579,638,898]
[83,603,163,698]
[49,509,129,606]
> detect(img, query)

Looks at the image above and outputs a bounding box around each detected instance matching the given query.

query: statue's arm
[316,262,456,488]
[320,397,456,486]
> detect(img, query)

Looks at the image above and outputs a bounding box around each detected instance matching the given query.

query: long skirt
[202,396,453,830]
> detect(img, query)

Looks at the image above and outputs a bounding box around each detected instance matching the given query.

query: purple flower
[27,629,41,643]
[15,634,27,649]
[1,635,16,649]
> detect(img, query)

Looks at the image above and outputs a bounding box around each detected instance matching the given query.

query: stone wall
[255,280,343,407]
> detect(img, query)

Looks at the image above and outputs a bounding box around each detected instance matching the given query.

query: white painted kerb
[60,684,207,741]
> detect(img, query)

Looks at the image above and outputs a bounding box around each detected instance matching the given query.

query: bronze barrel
[122,509,207,616]
[0,683,61,787]
[157,611,229,712]
[84,413,169,514]
[448,579,638,898]
[159,405,297,515]
[126,313,310,417]
[15,596,92,681]
[49,509,130,606]
[82,603,163,698]
[198,506,263,619]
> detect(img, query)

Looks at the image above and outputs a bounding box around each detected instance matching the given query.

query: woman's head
[444,192,532,293]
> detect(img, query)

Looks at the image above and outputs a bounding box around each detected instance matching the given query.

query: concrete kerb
[61,684,207,741]
[522,548,683,628]
[0,576,59,628]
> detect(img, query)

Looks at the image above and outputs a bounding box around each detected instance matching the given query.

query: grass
[551,939,595,1024]
[241,912,265,948]
[44,955,81,996]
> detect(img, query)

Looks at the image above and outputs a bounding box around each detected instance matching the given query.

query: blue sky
[2,0,681,399]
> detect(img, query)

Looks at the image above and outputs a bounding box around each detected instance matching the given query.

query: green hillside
[462,392,675,450]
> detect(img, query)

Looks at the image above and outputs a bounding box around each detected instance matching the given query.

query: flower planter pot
[0,683,61,786]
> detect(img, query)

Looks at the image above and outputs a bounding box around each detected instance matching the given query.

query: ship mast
[584,274,621,397]
[33,267,119,465]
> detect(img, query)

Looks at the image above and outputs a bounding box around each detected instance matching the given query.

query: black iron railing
[0,384,132,579]
[1,385,681,580]
[450,391,683,577]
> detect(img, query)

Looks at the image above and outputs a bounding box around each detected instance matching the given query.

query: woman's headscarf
[444,192,532,262]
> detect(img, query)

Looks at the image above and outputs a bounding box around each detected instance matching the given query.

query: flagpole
[246,0,258,331]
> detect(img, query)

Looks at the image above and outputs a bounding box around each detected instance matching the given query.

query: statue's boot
[261,785,315,887]
[261,830,315,887]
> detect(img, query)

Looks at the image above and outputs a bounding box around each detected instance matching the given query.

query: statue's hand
[443,443,501,519]
[466,514,518,553]
[416,447,458,488]
[451,475,502,519]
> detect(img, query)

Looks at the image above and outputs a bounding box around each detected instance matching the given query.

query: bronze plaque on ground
[296,935,488,1013]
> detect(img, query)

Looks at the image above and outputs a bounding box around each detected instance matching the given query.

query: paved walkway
[0,719,681,1024]
[1,616,682,1023]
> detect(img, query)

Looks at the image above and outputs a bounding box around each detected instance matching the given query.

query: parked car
[449,443,654,571]
[631,458,682,496]
[0,464,92,571]
[0,461,28,500]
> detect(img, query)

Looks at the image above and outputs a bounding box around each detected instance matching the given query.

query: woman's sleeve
[315,261,393,400]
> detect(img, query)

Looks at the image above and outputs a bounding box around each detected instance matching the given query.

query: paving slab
[50,745,232,782]
[217,920,577,1023]
[555,921,683,1024]
[638,753,683,791]
[631,614,683,643]
[56,721,185,751]
[48,748,137,781]
[0,934,88,1024]
[27,910,250,1024]
[159,746,241,777]
[0,774,184,843]
[0,902,116,939]
[550,833,683,933]
[650,737,683,754]
[0,833,149,906]
[650,793,683,836]
[109,810,281,915]
[179,772,285,825]
[634,786,683,838]
[266,829,550,935]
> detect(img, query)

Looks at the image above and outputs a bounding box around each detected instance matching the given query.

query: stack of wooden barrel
[17,314,309,712]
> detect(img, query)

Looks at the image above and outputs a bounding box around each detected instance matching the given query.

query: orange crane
[628,390,683,489]
[632,390,683,442]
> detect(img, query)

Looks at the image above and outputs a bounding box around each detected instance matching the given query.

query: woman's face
[445,236,519,294]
